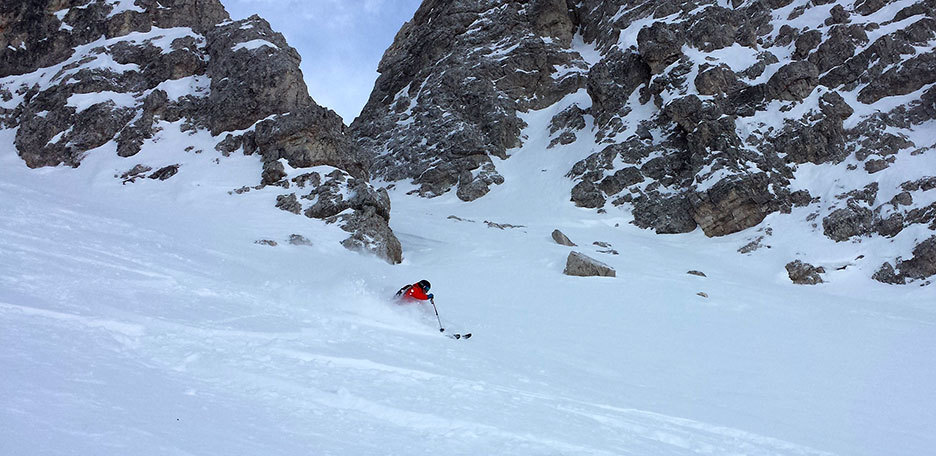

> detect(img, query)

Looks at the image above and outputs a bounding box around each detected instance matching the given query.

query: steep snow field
[1,117,935,456]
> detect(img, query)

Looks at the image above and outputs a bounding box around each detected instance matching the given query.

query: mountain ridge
[1,0,934,281]
[352,0,936,284]
[0,0,402,263]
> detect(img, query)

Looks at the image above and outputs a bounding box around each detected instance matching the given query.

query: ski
[447,333,472,340]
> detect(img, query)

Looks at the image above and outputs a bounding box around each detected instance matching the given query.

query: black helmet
[417,280,431,291]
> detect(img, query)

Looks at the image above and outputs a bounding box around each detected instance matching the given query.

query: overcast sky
[224,0,423,124]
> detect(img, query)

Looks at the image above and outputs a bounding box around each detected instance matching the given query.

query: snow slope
[1,112,935,455]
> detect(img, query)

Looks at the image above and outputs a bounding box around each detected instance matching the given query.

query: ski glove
[427,293,434,299]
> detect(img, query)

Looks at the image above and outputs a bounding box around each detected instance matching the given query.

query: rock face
[0,0,400,264]
[7,0,936,277]
[564,0,936,246]
[874,236,936,284]
[823,206,873,242]
[563,251,616,277]
[356,0,936,281]
[352,0,586,201]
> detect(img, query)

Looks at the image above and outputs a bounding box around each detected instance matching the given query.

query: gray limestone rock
[874,236,936,284]
[352,0,585,201]
[825,5,850,26]
[276,193,301,215]
[823,206,874,242]
[296,170,401,263]
[765,61,819,102]
[337,206,403,265]
[897,236,936,281]
[551,229,576,246]
[563,251,616,277]
[204,15,312,135]
[809,25,867,74]
[11,0,935,278]
[860,51,936,104]
[121,164,153,181]
[875,213,905,238]
[785,260,825,285]
[637,22,685,74]
[587,49,650,128]
[149,165,180,181]
[690,174,776,237]
[0,0,227,79]
[632,194,698,234]
[253,108,365,179]
[892,191,914,207]
[549,105,587,135]
[872,262,904,284]
[864,159,889,174]
[1,0,401,266]
[770,94,851,165]
[694,65,743,96]
[598,167,644,196]
[793,30,822,60]
[344,0,936,276]
[791,190,813,207]
[571,181,607,209]
[573,0,931,259]
[262,161,288,186]
[529,0,577,45]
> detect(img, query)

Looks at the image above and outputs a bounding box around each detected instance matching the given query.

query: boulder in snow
[874,236,936,284]
[785,260,825,285]
[551,230,576,246]
[564,251,616,278]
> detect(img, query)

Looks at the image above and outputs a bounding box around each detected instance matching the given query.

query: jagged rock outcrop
[352,0,587,201]
[823,206,874,242]
[786,260,825,285]
[873,236,936,284]
[0,0,400,263]
[564,0,935,249]
[354,0,935,281]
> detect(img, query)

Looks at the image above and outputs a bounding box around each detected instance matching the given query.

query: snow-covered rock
[0,0,400,263]
[785,259,825,285]
[357,0,936,282]
[351,0,587,201]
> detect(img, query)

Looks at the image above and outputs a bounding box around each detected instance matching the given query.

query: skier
[393,280,470,339]
[395,279,433,303]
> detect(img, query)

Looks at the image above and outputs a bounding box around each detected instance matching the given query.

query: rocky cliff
[351,0,586,201]
[0,0,401,263]
[354,0,936,283]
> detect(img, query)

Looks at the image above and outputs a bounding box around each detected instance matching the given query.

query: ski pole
[430,298,444,332]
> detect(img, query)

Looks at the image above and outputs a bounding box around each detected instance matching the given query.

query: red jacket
[401,284,430,301]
